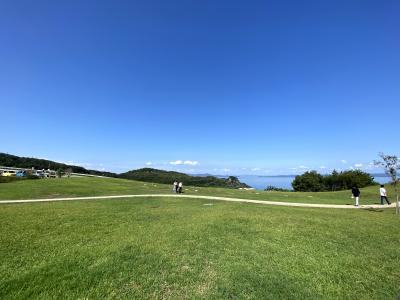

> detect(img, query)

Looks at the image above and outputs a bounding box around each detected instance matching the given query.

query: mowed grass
[0,197,399,299]
[0,176,397,205]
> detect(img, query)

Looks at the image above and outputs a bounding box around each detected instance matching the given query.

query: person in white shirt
[379,184,391,205]
[178,182,183,193]
[173,181,178,193]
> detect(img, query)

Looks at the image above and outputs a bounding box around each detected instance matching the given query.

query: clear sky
[1,0,399,175]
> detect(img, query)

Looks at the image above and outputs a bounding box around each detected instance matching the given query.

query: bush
[292,170,376,192]
[292,171,325,192]
[264,185,291,192]
[0,177,21,184]
[0,174,41,183]
[331,170,375,190]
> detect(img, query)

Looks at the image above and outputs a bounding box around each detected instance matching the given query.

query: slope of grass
[0,176,396,205]
[0,197,399,299]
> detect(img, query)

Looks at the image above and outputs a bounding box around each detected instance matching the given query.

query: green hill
[120,168,250,188]
[0,153,249,188]
[0,153,117,177]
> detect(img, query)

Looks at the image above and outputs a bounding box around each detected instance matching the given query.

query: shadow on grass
[362,208,384,213]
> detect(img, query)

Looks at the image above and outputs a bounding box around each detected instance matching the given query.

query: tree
[292,171,325,192]
[56,168,64,178]
[65,168,73,178]
[375,152,400,215]
[292,170,375,192]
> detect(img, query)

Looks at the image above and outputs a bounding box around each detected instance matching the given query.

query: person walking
[379,184,391,205]
[352,186,361,206]
[178,182,183,193]
[173,181,178,193]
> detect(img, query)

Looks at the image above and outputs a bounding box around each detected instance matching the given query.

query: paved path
[0,194,396,209]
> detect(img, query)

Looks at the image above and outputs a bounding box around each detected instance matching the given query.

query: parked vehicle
[32,170,45,178]
[44,170,57,178]
[2,170,16,177]
[16,170,27,177]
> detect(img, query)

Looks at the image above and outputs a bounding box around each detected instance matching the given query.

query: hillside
[0,153,117,177]
[120,168,250,188]
[0,153,249,188]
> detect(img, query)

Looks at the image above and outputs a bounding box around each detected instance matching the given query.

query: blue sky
[1,0,399,175]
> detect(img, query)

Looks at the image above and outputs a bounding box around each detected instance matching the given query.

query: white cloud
[169,160,199,166]
[320,166,326,169]
[289,167,298,170]
[57,160,92,167]
[299,166,308,169]
[354,163,363,168]
[222,168,231,172]
[251,167,261,171]
[145,162,153,166]
[341,160,347,164]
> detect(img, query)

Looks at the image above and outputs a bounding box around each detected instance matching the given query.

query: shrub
[331,170,375,190]
[0,177,21,184]
[292,170,376,192]
[292,171,325,192]
[264,185,291,192]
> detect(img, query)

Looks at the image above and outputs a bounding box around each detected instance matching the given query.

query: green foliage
[0,175,39,183]
[292,170,376,192]
[0,153,249,188]
[374,152,400,183]
[292,171,325,192]
[331,170,376,190]
[264,185,291,192]
[0,153,117,178]
[0,177,21,184]
[374,152,400,214]
[120,168,249,188]
[56,168,65,178]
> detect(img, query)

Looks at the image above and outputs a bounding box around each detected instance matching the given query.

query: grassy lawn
[0,176,397,205]
[0,197,399,299]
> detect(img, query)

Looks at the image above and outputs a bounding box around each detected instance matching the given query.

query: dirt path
[0,194,396,209]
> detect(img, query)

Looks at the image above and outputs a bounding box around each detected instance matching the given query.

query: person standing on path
[379,184,391,205]
[173,181,178,193]
[352,186,361,206]
[178,182,183,193]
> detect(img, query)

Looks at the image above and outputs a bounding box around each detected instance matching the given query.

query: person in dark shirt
[351,186,361,206]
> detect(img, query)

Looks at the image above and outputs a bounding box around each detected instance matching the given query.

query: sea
[235,175,393,190]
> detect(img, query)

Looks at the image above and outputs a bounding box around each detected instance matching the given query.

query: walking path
[0,194,396,209]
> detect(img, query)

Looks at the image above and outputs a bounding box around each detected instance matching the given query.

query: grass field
[0,176,397,205]
[1,177,399,299]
